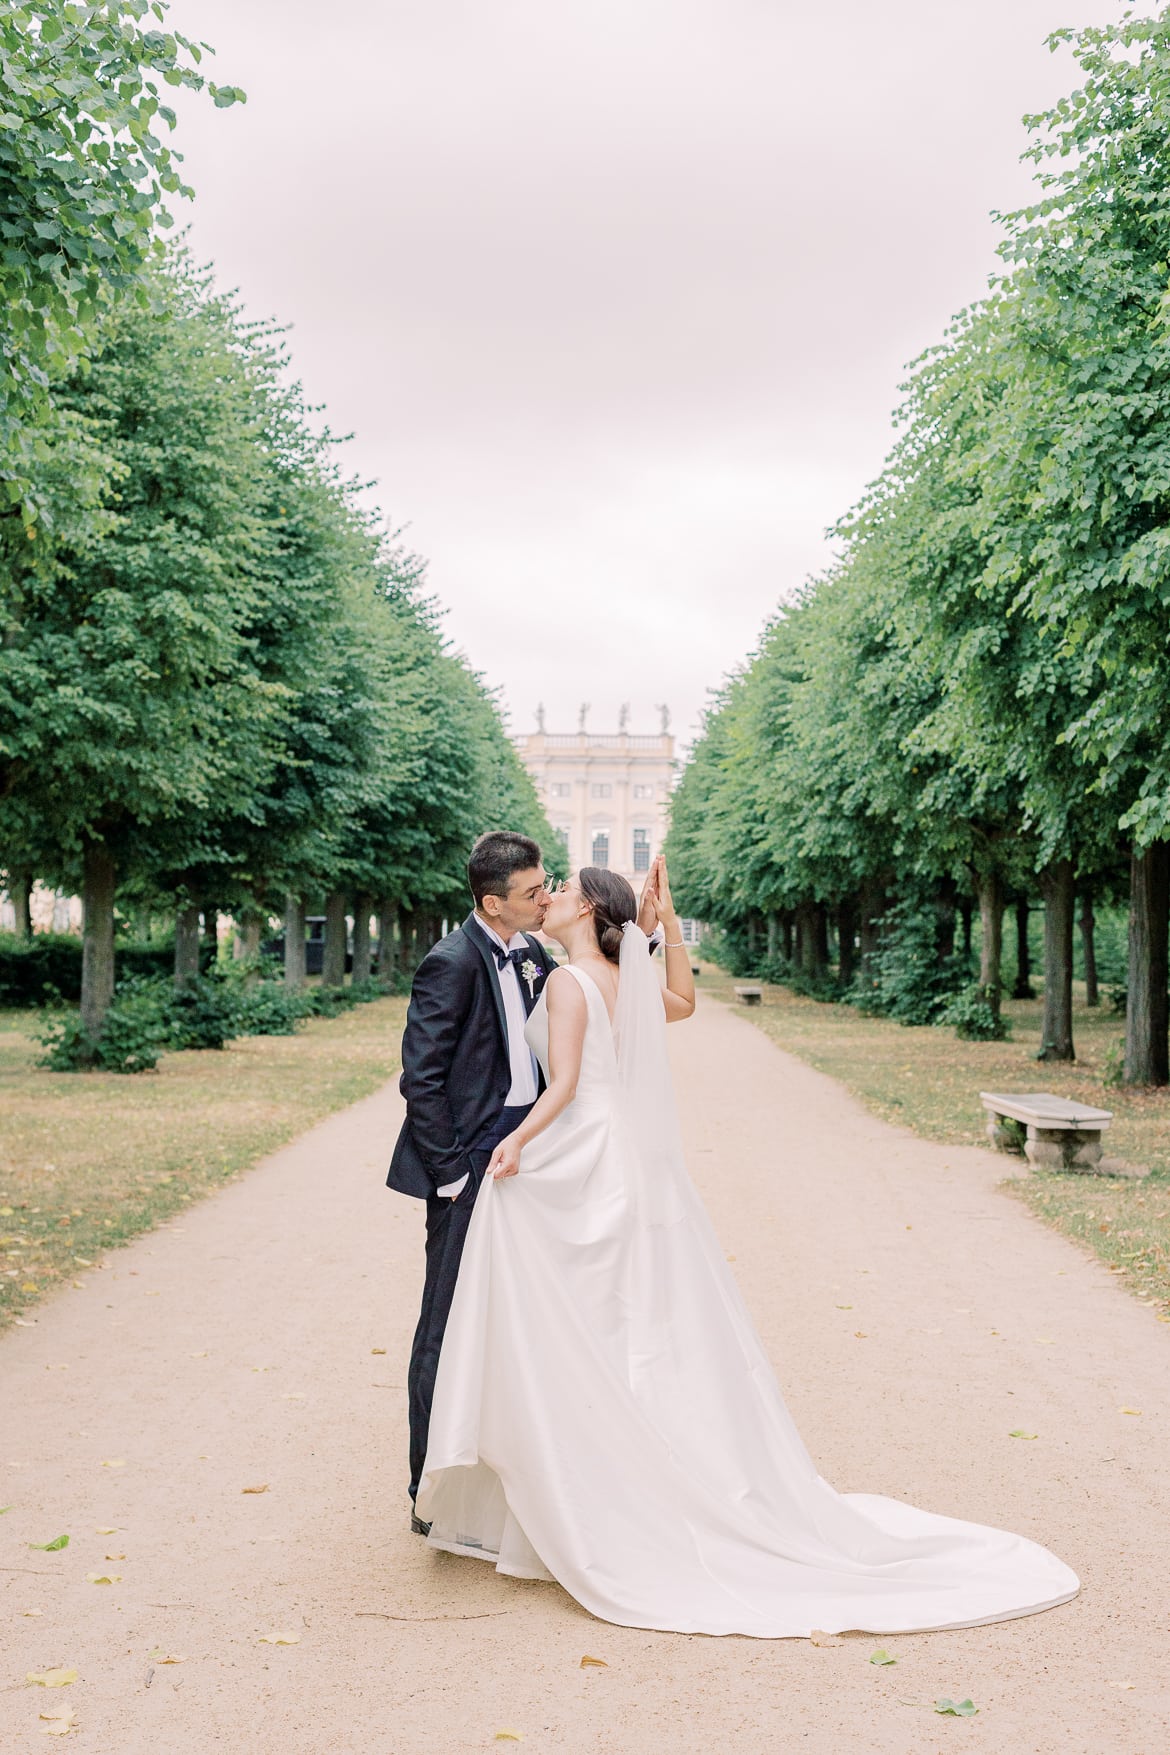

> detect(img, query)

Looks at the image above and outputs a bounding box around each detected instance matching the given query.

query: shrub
[940,984,1012,1041]
[847,898,970,1026]
[166,974,238,1050]
[38,977,169,1073]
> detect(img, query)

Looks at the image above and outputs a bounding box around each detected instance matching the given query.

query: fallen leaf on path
[100,1459,125,1469]
[809,1629,843,1647]
[869,1649,896,1665]
[104,1552,125,1561]
[38,1706,78,1735]
[579,1655,608,1667]
[72,1258,92,1268]
[242,1484,270,1494]
[282,1393,306,1401]
[934,1698,978,1716]
[94,1527,118,1535]
[1034,1337,1055,1345]
[258,1631,299,1644]
[0,1504,11,1513]
[835,1304,853,1310]
[151,1653,187,1664]
[1008,1430,1038,1440]
[371,1348,386,1355]
[28,1535,68,1551]
[14,1318,36,1326]
[190,1351,208,1358]
[853,1331,868,1339]
[22,1608,43,1616]
[26,1670,76,1688]
[1120,1407,1142,1416]
[494,1734,523,1743]
[1108,1680,1135,1690]
[86,1573,121,1584]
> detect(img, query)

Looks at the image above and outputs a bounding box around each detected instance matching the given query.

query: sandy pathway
[1,995,1167,1753]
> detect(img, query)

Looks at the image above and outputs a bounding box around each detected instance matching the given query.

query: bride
[414,857,1079,1638]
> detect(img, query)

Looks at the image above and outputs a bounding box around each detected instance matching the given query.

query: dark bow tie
[493,945,527,972]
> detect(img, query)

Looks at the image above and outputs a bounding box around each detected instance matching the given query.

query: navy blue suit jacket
[385,913,558,1199]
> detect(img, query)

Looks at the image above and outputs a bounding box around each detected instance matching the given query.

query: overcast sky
[173,0,1101,751]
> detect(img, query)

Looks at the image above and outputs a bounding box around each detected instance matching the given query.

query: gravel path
[1,994,1166,1753]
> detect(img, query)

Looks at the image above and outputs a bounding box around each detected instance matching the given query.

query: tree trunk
[284,895,307,991]
[975,868,1004,1026]
[858,883,884,975]
[836,898,857,987]
[1079,890,1099,1008]
[1125,841,1170,1086]
[745,913,759,968]
[780,910,793,964]
[202,909,219,957]
[174,903,201,989]
[322,890,348,989]
[959,900,973,959]
[1037,857,1075,1062]
[80,840,116,1045]
[233,917,262,962]
[10,868,32,939]
[935,880,956,960]
[794,901,816,973]
[375,898,399,987]
[812,904,830,972]
[352,892,373,982]
[1012,896,1035,999]
[766,911,779,962]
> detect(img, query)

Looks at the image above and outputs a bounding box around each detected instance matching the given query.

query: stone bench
[980,1091,1113,1172]
[734,986,763,1006]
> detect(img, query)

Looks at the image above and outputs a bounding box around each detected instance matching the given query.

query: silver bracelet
[663,938,685,948]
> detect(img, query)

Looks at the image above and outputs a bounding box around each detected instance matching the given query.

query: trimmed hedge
[0,933,213,1006]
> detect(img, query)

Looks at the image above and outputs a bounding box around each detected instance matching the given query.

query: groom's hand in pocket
[488,1134,522,1181]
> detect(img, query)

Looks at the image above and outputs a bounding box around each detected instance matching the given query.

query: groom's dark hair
[468,831,543,906]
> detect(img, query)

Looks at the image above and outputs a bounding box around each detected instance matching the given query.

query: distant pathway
[1,996,1166,1753]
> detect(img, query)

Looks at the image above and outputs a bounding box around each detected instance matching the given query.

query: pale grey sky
[174,0,1100,750]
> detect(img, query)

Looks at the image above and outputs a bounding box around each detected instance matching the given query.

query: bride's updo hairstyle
[578,866,637,964]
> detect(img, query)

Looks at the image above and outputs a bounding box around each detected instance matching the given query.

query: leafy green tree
[0,252,279,1046]
[0,0,243,511]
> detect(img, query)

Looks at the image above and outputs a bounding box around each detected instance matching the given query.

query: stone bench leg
[1024,1126,1103,1171]
[986,1118,1021,1153]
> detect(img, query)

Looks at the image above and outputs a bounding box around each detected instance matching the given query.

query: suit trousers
[407,1104,534,1500]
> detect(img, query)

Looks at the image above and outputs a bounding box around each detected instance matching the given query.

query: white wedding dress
[414,926,1079,1638]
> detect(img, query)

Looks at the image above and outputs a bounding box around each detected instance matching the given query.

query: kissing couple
[385,831,1078,1637]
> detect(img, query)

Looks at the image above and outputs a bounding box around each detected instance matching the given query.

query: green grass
[0,996,406,1330]
[699,967,1170,1320]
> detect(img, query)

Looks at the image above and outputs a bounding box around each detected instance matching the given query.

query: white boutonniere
[520,957,540,1000]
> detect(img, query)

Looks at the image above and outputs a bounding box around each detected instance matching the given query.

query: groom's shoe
[410,1510,432,1537]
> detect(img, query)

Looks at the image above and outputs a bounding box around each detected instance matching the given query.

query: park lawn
[699,968,1170,1319]
[0,995,406,1331]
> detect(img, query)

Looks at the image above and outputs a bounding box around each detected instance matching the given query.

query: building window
[681,918,702,945]
[590,782,613,798]
[632,783,655,799]
[549,782,571,798]
[591,831,610,868]
[632,828,650,873]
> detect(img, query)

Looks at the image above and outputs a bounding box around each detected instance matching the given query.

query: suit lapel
[462,911,509,1055]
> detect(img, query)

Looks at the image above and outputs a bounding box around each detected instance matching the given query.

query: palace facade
[514,709,675,892]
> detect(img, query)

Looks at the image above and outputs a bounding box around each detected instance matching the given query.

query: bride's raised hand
[655,855,677,922]
[636,858,661,935]
[488,1133,523,1180]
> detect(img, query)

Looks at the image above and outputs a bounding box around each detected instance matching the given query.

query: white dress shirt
[435,915,540,1199]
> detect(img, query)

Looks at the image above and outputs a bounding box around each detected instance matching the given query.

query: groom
[386,830,560,1529]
